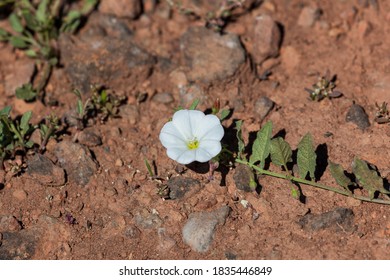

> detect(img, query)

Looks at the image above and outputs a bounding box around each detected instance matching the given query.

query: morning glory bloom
[159,109,224,164]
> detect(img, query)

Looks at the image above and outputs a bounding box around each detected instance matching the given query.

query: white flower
[159,109,224,164]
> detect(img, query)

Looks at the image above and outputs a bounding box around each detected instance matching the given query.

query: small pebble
[346,104,370,130]
[115,158,124,167]
[152,92,174,104]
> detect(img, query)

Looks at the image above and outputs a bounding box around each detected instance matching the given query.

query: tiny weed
[0,106,35,167]
[305,71,342,101]
[374,102,390,124]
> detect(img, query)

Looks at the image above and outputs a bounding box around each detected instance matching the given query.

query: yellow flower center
[187,138,199,150]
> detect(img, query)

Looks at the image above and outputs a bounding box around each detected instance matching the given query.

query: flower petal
[159,122,187,148]
[194,147,213,162]
[175,149,197,165]
[198,140,222,158]
[195,114,224,141]
[171,110,194,140]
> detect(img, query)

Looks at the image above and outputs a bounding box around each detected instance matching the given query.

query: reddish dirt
[0,0,389,260]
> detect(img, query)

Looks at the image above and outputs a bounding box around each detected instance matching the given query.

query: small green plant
[166,0,247,32]
[72,85,125,130]
[235,120,390,205]
[0,0,98,101]
[0,106,35,167]
[374,102,390,124]
[39,113,60,152]
[89,85,126,123]
[305,72,342,101]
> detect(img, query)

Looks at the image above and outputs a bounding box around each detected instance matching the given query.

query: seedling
[374,102,390,124]
[166,0,247,32]
[0,0,98,101]
[89,85,126,123]
[305,72,342,101]
[39,113,60,152]
[0,106,35,167]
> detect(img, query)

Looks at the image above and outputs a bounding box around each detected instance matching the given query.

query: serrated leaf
[20,111,32,132]
[328,161,353,192]
[9,13,24,33]
[352,157,390,199]
[297,133,317,180]
[10,36,29,48]
[15,84,37,101]
[249,121,273,169]
[270,137,292,168]
[219,109,230,121]
[235,120,245,160]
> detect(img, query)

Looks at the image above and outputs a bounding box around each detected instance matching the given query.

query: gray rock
[54,141,98,186]
[180,27,246,83]
[60,34,155,93]
[298,207,355,231]
[168,177,201,200]
[76,130,102,147]
[252,14,282,64]
[135,208,163,229]
[182,205,231,252]
[27,154,66,186]
[233,164,256,192]
[254,96,275,121]
[346,104,370,130]
[0,230,38,260]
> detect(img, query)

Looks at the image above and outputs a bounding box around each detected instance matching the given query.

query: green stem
[236,159,390,205]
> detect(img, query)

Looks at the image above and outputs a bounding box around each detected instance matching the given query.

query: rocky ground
[0,0,389,260]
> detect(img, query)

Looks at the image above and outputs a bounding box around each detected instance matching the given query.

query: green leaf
[36,0,49,23]
[25,140,34,148]
[270,137,292,168]
[235,120,245,160]
[9,13,24,33]
[77,99,83,116]
[22,11,38,31]
[15,84,37,101]
[10,36,29,48]
[352,157,390,199]
[20,110,32,130]
[0,106,11,117]
[25,49,38,58]
[100,89,108,104]
[189,99,199,110]
[0,28,10,40]
[297,133,317,180]
[219,109,230,121]
[144,159,154,177]
[249,121,273,169]
[328,161,353,192]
